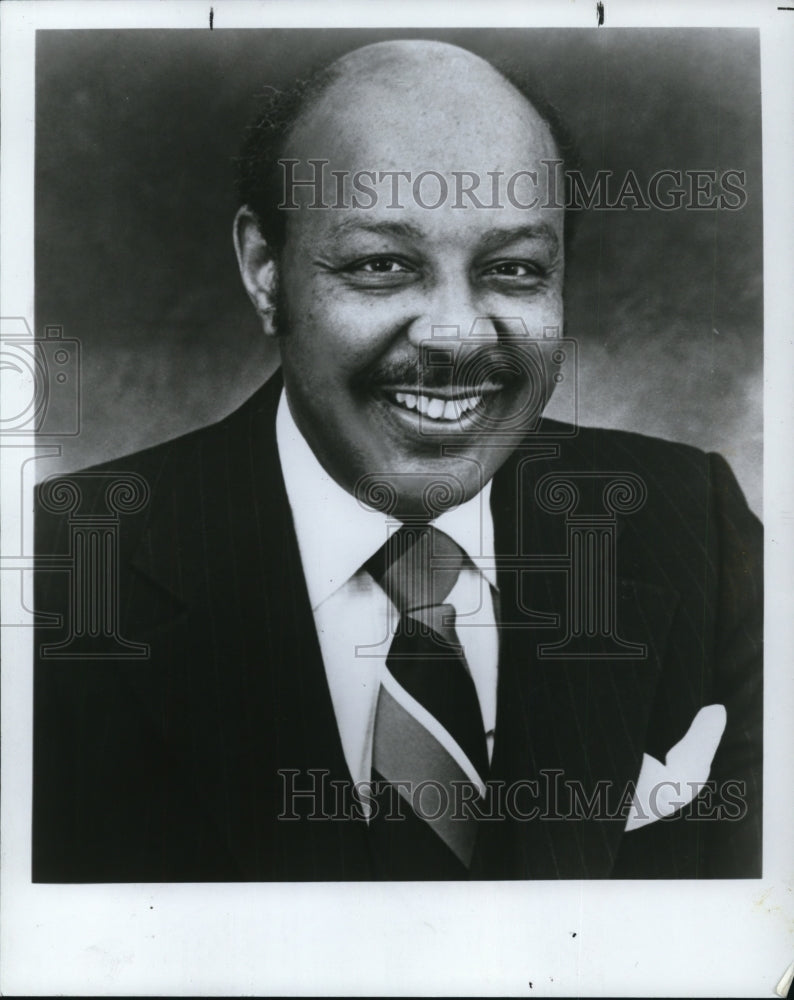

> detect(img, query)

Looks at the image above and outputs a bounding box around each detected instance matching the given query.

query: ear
[233,206,279,336]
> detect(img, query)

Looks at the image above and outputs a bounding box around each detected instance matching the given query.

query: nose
[405,276,499,351]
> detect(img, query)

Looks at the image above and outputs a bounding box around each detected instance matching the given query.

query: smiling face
[248,43,565,518]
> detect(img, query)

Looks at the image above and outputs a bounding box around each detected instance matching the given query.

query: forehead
[287,59,557,179]
[281,61,563,247]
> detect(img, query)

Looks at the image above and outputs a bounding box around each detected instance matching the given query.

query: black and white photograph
[1,1,792,995]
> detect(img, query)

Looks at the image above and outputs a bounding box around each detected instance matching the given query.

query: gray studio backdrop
[35,28,763,515]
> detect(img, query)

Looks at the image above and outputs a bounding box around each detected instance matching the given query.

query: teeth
[387,390,485,420]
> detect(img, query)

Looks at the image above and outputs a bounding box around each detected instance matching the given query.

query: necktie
[366,524,489,875]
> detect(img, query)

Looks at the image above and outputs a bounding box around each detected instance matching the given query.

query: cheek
[516,289,564,333]
[284,289,405,382]
[279,309,376,412]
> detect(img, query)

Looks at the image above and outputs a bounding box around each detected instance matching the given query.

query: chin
[351,456,498,521]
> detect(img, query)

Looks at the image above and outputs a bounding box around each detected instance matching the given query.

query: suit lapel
[123,376,369,879]
[477,434,679,878]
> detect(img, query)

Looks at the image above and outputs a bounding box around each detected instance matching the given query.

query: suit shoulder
[37,376,281,492]
[539,417,712,470]
[535,418,757,526]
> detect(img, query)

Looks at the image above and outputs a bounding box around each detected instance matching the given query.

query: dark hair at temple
[234,47,583,253]
[235,60,346,253]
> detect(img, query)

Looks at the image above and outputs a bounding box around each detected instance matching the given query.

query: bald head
[288,39,546,135]
[287,41,556,177]
[236,39,573,252]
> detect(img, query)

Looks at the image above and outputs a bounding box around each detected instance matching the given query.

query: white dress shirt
[275,390,500,791]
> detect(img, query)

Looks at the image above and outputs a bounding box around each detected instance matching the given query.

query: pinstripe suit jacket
[32,373,763,881]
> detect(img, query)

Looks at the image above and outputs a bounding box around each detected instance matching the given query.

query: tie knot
[367,525,465,613]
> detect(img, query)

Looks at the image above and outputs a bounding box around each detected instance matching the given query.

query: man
[33,40,762,881]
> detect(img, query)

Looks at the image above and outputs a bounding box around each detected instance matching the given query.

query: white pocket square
[624,704,727,832]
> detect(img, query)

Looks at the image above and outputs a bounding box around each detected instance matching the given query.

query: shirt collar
[275,389,497,610]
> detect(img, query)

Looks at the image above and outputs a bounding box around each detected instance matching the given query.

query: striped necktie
[366,524,489,875]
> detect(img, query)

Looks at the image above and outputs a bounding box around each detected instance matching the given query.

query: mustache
[366,345,536,391]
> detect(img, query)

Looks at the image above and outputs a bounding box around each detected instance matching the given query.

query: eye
[337,255,419,288]
[353,257,413,274]
[482,260,539,278]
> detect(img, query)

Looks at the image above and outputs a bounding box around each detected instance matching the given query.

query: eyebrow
[329,219,425,242]
[326,218,561,255]
[475,223,560,256]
